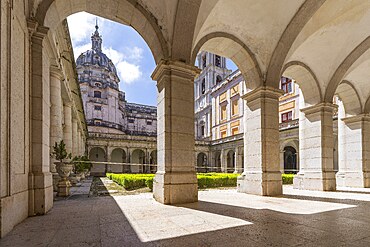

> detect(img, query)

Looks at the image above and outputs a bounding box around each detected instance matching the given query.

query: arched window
[201,78,206,94]
[94,91,101,98]
[216,75,222,84]
[215,55,221,67]
[202,55,207,69]
[284,146,297,174]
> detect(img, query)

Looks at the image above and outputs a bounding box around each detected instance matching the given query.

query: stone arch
[131,149,145,173]
[281,61,322,106]
[89,147,106,162]
[191,32,262,90]
[35,0,168,63]
[265,0,326,87]
[196,152,207,171]
[335,81,362,116]
[110,148,126,163]
[226,150,235,173]
[283,146,298,174]
[214,151,222,173]
[324,36,370,103]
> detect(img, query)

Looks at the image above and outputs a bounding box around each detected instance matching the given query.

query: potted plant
[72,155,91,181]
[51,140,73,196]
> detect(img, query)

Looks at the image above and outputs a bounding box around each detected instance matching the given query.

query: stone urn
[55,162,73,197]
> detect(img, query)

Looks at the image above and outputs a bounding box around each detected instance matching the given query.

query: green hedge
[197,173,239,189]
[282,174,295,184]
[106,173,154,191]
[107,173,296,190]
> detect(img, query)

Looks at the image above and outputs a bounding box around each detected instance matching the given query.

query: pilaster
[237,86,283,196]
[336,114,370,188]
[293,103,337,191]
[151,60,200,204]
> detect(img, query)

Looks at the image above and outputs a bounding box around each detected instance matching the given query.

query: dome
[75,23,119,78]
[76,49,118,76]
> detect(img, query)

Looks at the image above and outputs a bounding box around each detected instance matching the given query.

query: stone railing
[89,97,108,104]
[279,119,299,130]
[88,132,156,141]
[211,133,244,145]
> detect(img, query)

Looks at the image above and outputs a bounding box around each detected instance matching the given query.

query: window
[220,130,227,139]
[128,119,135,123]
[201,79,206,94]
[94,105,101,111]
[231,99,239,116]
[281,77,293,94]
[202,55,207,69]
[201,125,205,136]
[220,104,227,121]
[95,120,101,126]
[216,75,222,84]
[94,91,101,98]
[231,127,239,135]
[215,55,221,67]
[95,83,102,88]
[281,111,293,123]
[147,121,152,125]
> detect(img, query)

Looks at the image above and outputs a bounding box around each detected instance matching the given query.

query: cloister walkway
[1,186,370,247]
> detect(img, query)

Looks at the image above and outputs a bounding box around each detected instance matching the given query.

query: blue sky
[67,12,237,106]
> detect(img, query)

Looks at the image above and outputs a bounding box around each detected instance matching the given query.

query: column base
[57,179,72,197]
[52,173,60,192]
[336,171,370,188]
[237,171,282,196]
[293,171,336,191]
[29,172,54,215]
[153,171,198,204]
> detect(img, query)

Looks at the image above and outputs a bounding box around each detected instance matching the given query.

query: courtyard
[1,182,370,247]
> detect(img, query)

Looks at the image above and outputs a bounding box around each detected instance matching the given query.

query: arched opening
[89,147,106,176]
[284,146,297,174]
[226,150,235,173]
[196,152,207,173]
[149,150,157,174]
[89,147,106,162]
[214,151,222,173]
[131,149,145,173]
[110,148,129,173]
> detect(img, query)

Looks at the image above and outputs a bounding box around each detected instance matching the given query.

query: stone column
[293,103,337,191]
[29,24,53,215]
[49,67,63,191]
[221,150,227,173]
[336,114,370,187]
[238,86,283,196]
[336,100,347,187]
[151,60,200,204]
[72,118,78,157]
[63,103,73,154]
[234,147,242,173]
[280,149,285,173]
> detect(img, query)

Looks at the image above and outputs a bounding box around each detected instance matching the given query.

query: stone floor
[1,186,370,246]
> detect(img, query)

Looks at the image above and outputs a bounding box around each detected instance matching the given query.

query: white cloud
[72,43,91,59]
[116,61,142,84]
[67,12,105,45]
[103,46,143,84]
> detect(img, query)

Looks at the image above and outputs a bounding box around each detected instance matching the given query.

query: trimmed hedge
[107,173,296,190]
[106,173,154,191]
[197,173,239,189]
[282,174,295,184]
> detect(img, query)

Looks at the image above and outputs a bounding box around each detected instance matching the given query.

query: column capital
[27,19,49,44]
[301,102,338,116]
[342,114,370,124]
[50,66,64,80]
[152,60,201,90]
[241,86,284,102]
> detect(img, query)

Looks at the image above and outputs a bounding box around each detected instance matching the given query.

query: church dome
[75,23,119,78]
